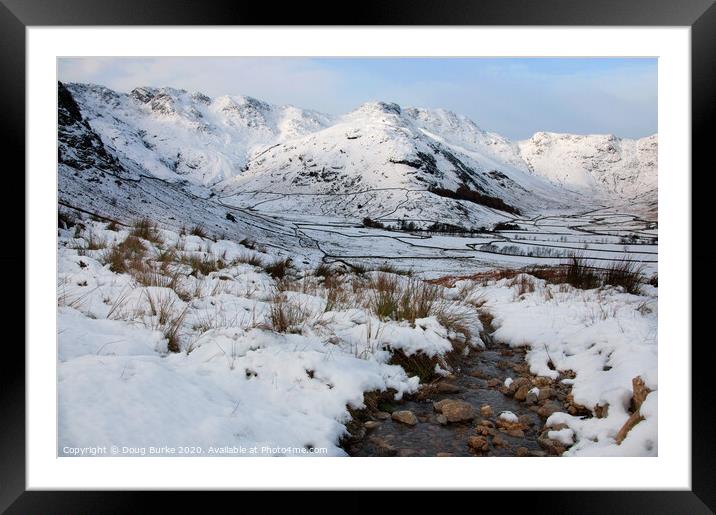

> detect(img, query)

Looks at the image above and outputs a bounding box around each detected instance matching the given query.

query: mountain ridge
[59,82,657,226]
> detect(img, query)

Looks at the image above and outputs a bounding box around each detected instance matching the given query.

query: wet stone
[518,414,534,427]
[538,436,566,456]
[475,425,492,436]
[492,434,508,448]
[467,436,489,452]
[486,378,502,388]
[347,338,571,457]
[391,410,418,426]
[538,387,554,400]
[514,385,531,401]
[477,419,495,428]
[436,382,463,394]
[537,401,562,418]
[533,377,552,387]
[433,399,476,423]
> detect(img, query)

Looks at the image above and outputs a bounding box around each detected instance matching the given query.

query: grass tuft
[267,293,309,333]
[103,235,146,273]
[189,225,208,239]
[369,275,440,323]
[130,217,163,244]
[264,258,293,280]
[603,260,644,294]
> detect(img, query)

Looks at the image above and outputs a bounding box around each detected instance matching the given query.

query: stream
[344,315,575,457]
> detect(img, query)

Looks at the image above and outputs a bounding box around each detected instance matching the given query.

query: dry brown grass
[430,253,645,294]
[130,217,163,245]
[144,289,188,353]
[509,274,536,296]
[264,258,293,280]
[266,293,310,333]
[603,260,645,294]
[368,274,440,323]
[232,252,264,268]
[433,301,474,344]
[103,235,146,273]
[189,225,208,239]
[180,254,224,277]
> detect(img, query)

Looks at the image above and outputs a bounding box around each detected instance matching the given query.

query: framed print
[3,0,713,510]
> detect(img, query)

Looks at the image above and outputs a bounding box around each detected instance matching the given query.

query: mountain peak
[350,101,402,117]
[60,81,657,200]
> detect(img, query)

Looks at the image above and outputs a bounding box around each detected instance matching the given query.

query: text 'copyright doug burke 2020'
[61,445,329,456]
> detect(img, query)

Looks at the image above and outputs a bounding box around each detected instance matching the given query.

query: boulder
[538,435,566,456]
[467,435,489,452]
[537,401,562,418]
[525,390,539,405]
[391,410,418,426]
[514,385,531,401]
[477,419,495,428]
[475,425,492,436]
[538,387,554,401]
[518,414,534,426]
[492,434,508,448]
[503,428,525,438]
[533,376,552,387]
[433,399,476,423]
[496,412,527,434]
[436,382,463,394]
[516,447,531,457]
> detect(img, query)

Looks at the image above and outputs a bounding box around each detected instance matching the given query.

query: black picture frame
[2,0,711,511]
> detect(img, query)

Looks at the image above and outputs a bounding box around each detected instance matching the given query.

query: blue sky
[58,57,657,140]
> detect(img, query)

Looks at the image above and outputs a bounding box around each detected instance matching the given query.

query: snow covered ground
[452,274,657,456]
[56,81,658,458]
[58,214,657,457]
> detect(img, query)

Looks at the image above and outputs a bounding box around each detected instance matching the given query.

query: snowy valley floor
[57,214,657,457]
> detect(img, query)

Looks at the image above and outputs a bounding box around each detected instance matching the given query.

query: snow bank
[57,221,461,456]
[477,276,657,456]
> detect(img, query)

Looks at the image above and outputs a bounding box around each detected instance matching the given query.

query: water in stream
[345,320,571,457]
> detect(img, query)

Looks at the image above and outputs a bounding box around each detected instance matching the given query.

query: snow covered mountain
[218,101,585,219]
[59,82,657,228]
[518,132,657,199]
[63,82,333,186]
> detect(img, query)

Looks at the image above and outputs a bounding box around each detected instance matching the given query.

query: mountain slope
[218,101,583,222]
[518,132,657,199]
[59,82,657,230]
[64,82,333,186]
[58,82,318,259]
